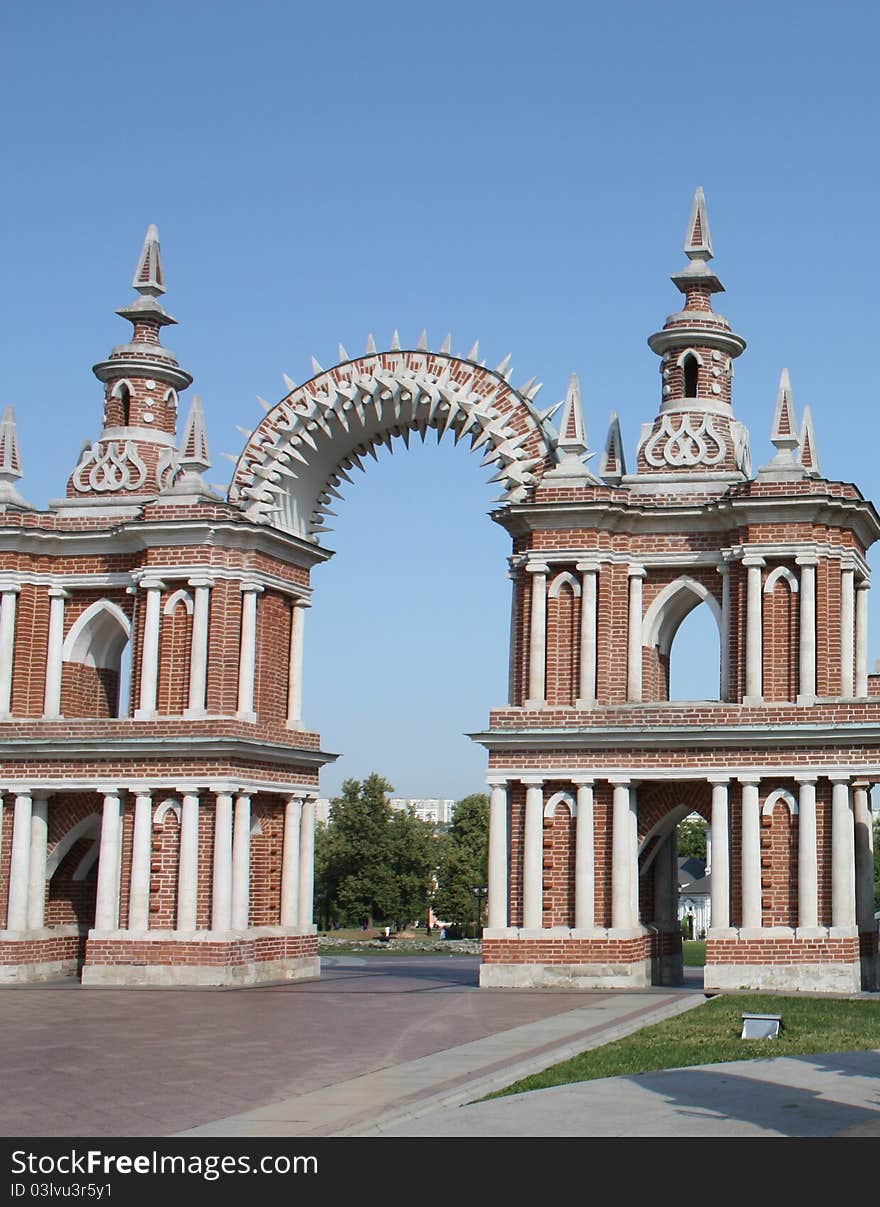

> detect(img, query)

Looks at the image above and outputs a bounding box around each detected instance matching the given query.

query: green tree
[433,793,489,936]
[313,773,439,930]
[874,817,880,911]
[677,817,707,861]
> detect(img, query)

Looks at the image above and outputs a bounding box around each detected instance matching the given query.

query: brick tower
[476,189,880,993]
[0,228,331,985]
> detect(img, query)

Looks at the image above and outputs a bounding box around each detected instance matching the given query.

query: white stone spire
[759,369,804,478]
[798,405,821,476]
[0,407,32,509]
[158,395,221,501]
[132,224,165,297]
[599,412,626,484]
[543,374,598,484]
[684,186,714,260]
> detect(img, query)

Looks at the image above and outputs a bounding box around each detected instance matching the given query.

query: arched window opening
[667,602,721,701]
[683,354,699,398]
[118,383,131,426]
[62,600,131,719]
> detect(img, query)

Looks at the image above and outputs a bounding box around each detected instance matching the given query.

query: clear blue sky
[3,2,880,800]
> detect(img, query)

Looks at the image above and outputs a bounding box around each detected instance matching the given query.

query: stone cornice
[469,719,880,752]
[0,730,338,769]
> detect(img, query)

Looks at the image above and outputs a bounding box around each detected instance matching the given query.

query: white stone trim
[543,790,576,818]
[763,565,799,594]
[45,812,100,878]
[153,798,182,825]
[547,571,581,600]
[762,787,798,817]
[641,574,722,653]
[163,588,194,617]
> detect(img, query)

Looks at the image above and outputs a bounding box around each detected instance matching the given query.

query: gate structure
[0,191,878,991]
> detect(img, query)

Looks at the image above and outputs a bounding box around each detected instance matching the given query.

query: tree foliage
[677,817,707,861]
[433,793,489,935]
[313,773,437,930]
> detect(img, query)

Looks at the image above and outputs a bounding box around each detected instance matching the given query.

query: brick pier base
[80,928,320,987]
[704,930,861,994]
[0,928,83,982]
[480,929,654,989]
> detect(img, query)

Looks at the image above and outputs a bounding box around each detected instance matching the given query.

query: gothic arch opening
[642,577,722,702]
[62,599,132,718]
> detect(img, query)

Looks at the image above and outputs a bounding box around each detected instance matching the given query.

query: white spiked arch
[229,347,555,539]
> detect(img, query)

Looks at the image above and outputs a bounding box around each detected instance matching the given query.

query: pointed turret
[759,369,806,478]
[0,407,33,510]
[798,405,821,477]
[66,225,194,504]
[638,188,750,484]
[599,412,626,484]
[543,374,599,484]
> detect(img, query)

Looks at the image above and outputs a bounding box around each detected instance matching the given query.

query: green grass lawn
[489,994,880,1098]
[683,940,706,966]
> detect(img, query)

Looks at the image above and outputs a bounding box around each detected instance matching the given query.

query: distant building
[390,799,456,827]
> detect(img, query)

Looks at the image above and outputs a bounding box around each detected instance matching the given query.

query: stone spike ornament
[282,374,297,392]
[417,329,429,351]
[798,405,821,476]
[542,373,599,485]
[338,343,349,363]
[759,368,804,478]
[391,330,401,351]
[599,412,626,484]
[310,357,323,375]
[467,340,480,361]
[230,349,553,536]
[496,353,512,375]
[257,396,272,412]
[440,334,452,354]
[366,334,377,354]
[131,223,165,297]
[158,395,221,501]
[0,406,33,509]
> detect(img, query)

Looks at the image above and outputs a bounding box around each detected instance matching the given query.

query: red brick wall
[546,580,578,707]
[542,797,575,927]
[763,572,799,702]
[254,594,291,724]
[150,801,181,929]
[156,594,192,715]
[760,788,798,926]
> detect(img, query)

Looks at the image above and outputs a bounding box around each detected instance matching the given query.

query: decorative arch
[73,844,100,881]
[764,566,799,594]
[154,798,182,825]
[544,790,576,818]
[762,788,798,817]
[250,816,264,837]
[163,588,194,617]
[548,571,581,599]
[638,803,693,871]
[642,576,722,656]
[62,600,131,669]
[45,813,100,879]
[229,347,556,538]
[675,348,705,368]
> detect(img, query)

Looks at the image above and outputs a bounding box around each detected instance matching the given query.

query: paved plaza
[4,956,880,1139]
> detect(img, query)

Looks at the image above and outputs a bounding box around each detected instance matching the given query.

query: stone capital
[240,581,265,595]
[485,776,509,788]
[525,562,550,576]
[519,776,545,787]
[794,553,819,567]
[570,775,596,787]
[736,774,762,787]
[187,576,215,590]
[48,587,70,600]
[706,775,731,786]
[627,565,647,579]
[741,555,766,569]
[576,560,601,574]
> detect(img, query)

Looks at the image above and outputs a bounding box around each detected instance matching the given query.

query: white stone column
[286,600,307,729]
[830,775,856,929]
[796,776,819,930]
[94,792,123,931]
[176,791,200,931]
[236,582,263,722]
[211,791,234,931]
[43,588,68,718]
[739,777,762,930]
[840,560,855,698]
[627,567,646,703]
[506,566,518,706]
[26,793,49,930]
[297,797,316,929]
[185,577,212,717]
[630,782,640,923]
[522,778,544,929]
[5,792,32,930]
[796,556,817,703]
[280,796,303,927]
[525,564,548,707]
[127,792,152,932]
[231,792,251,930]
[708,777,730,930]
[136,578,165,718]
[853,782,874,933]
[573,777,595,929]
[486,778,509,929]
[610,777,635,929]
[576,562,599,707]
[0,584,20,717]
[743,556,765,704]
[856,581,870,697]
[718,564,730,700]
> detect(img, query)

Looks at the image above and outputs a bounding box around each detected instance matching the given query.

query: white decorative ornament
[712,351,721,362]
[146,380,156,390]
[711,383,721,395]
[643,414,727,468]
[156,446,180,490]
[144,413,154,423]
[72,440,148,493]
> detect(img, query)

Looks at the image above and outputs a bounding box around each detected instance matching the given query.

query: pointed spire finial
[0,406,32,509]
[158,395,221,502]
[684,186,714,261]
[600,412,626,484]
[770,368,799,457]
[798,405,821,476]
[132,224,165,298]
[542,373,599,485]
